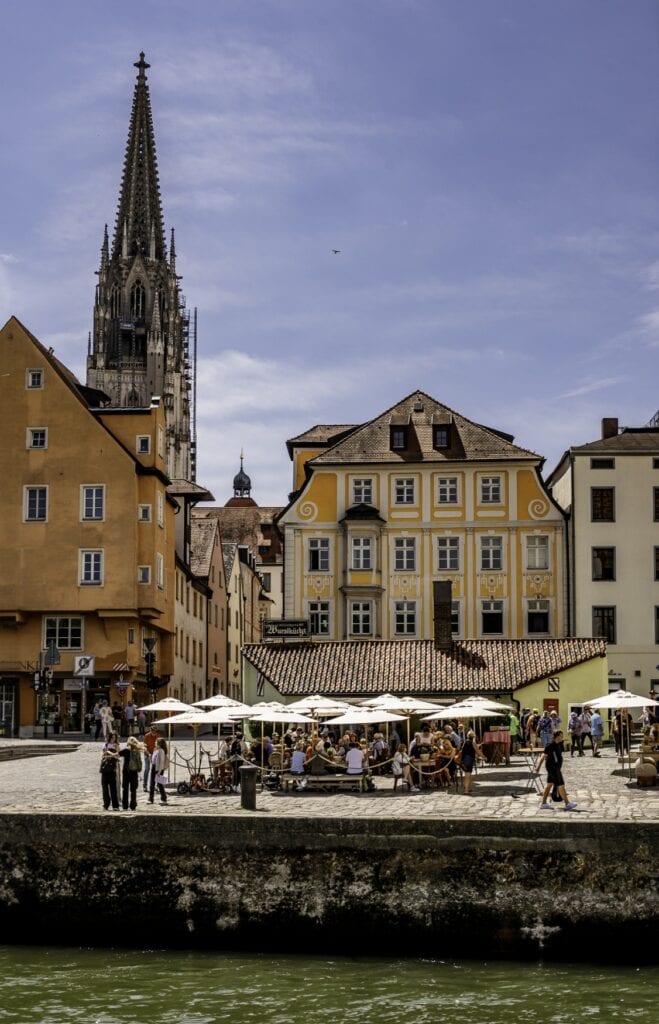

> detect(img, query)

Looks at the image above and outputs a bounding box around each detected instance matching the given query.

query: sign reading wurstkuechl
[262,619,310,640]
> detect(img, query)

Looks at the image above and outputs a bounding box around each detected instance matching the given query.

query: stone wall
[0,813,656,961]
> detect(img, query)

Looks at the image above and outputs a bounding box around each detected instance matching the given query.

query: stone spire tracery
[86,52,192,482]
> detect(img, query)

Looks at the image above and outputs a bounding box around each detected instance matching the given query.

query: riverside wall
[0,813,657,961]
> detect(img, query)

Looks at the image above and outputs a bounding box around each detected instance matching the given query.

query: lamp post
[32,662,53,740]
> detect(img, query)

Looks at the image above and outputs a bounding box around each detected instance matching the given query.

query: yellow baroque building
[0,317,176,736]
[279,390,567,641]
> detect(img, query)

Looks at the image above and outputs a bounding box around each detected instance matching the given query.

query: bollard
[239,764,259,810]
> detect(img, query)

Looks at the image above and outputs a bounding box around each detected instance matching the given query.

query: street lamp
[32,663,53,739]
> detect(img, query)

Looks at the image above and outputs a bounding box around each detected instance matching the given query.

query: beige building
[190,516,228,697]
[280,390,567,642]
[548,417,659,694]
[0,317,176,736]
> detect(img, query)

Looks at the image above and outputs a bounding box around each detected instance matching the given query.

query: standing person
[527,710,540,748]
[591,708,604,757]
[142,724,160,792]
[539,730,577,811]
[150,737,168,804]
[580,707,594,754]
[136,708,146,738]
[459,729,483,796]
[119,736,143,810]
[100,732,120,810]
[508,709,520,754]
[537,710,553,749]
[568,709,583,757]
[92,701,103,741]
[124,701,136,737]
[100,702,114,742]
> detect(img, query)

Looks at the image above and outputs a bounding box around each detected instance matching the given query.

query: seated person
[392,743,419,792]
[435,737,456,786]
[345,742,366,775]
[289,742,308,776]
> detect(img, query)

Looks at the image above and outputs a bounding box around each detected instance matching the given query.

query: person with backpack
[568,709,583,757]
[119,736,144,810]
[579,708,594,754]
[537,711,553,749]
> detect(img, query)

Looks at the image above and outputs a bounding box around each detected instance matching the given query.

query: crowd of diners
[214,720,486,795]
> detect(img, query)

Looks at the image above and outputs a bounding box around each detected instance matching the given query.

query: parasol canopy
[324,708,407,726]
[140,697,195,713]
[583,689,659,710]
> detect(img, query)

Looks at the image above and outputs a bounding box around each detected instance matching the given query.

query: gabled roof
[243,638,606,697]
[286,424,358,459]
[307,390,540,466]
[571,429,659,454]
[195,506,283,560]
[221,541,238,581]
[190,518,218,578]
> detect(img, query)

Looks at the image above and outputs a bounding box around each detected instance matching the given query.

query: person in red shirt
[142,724,160,792]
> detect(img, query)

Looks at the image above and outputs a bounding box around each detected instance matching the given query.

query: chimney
[433,580,453,652]
[601,417,618,440]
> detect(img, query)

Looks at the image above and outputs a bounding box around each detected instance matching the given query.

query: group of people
[99,723,168,810]
[91,700,145,742]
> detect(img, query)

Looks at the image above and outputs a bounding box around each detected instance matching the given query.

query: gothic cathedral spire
[87,52,193,482]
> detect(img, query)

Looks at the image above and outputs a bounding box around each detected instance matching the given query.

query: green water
[0,947,656,1024]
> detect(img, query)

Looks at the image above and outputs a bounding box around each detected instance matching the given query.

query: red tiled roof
[242,638,606,698]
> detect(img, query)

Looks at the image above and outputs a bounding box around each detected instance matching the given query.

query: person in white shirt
[345,743,366,774]
[392,743,420,793]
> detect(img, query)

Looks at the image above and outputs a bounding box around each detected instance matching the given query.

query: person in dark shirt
[538,730,577,811]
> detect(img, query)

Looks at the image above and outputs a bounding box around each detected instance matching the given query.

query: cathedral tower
[87,53,193,481]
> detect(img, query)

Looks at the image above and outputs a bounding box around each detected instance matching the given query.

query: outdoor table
[412,758,436,788]
[518,747,543,793]
[482,731,510,766]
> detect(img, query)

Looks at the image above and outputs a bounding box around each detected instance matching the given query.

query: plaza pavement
[0,736,657,821]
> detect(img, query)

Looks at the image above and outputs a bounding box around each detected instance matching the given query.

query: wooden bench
[282,772,364,793]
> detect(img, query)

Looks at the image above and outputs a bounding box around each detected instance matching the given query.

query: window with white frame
[481,599,504,634]
[352,478,373,505]
[480,536,503,571]
[81,485,104,521]
[437,476,459,504]
[451,600,461,636]
[351,537,372,570]
[26,427,47,449]
[44,616,83,650]
[156,553,164,590]
[79,549,103,585]
[157,491,164,527]
[26,368,43,389]
[24,486,48,522]
[138,565,151,584]
[394,537,416,571]
[309,538,330,571]
[138,504,152,522]
[437,536,459,571]
[480,476,502,503]
[351,601,372,635]
[394,600,416,635]
[309,601,330,635]
[136,435,151,455]
[526,535,549,570]
[527,598,550,634]
[394,477,415,504]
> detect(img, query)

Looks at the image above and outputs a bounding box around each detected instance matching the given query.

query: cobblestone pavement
[0,737,657,821]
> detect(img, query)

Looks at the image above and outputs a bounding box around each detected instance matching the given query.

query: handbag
[155,772,167,785]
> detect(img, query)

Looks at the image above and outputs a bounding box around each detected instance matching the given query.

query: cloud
[0,253,19,265]
[558,377,626,400]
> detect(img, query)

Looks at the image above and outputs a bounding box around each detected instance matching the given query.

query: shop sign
[262,620,309,640]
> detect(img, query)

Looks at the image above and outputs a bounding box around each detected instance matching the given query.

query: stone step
[0,743,80,762]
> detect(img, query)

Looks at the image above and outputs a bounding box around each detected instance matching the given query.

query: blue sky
[2,0,659,505]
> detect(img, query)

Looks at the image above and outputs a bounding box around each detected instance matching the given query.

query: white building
[548,417,659,695]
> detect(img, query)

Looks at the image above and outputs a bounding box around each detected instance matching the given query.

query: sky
[2,0,659,506]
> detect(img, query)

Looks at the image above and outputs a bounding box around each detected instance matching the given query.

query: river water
[0,947,656,1024]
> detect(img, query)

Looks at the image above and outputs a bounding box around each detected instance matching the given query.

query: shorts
[461,755,475,774]
[547,769,564,786]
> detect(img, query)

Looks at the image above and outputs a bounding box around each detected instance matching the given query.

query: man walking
[142,723,160,792]
[539,730,577,811]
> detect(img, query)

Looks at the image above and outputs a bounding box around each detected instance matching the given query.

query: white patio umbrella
[192,695,246,708]
[193,698,253,716]
[286,695,352,714]
[358,695,446,746]
[582,690,659,779]
[140,697,194,713]
[324,709,407,726]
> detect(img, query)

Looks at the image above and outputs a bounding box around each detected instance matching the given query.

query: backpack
[128,748,142,772]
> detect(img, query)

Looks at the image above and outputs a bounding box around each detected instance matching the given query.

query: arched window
[109,285,121,318]
[130,280,145,319]
[127,388,141,408]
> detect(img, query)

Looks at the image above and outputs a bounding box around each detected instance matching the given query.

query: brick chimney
[601,417,618,440]
[433,580,453,652]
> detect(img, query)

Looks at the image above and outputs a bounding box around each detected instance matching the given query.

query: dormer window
[433,425,450,450]
[391,427,407,451]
